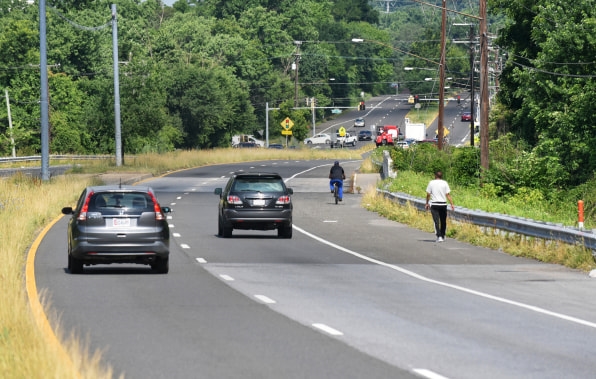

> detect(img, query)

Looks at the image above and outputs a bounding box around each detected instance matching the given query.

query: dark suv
[214,172,293,238]
[358,130,372,141]
[61,185,171,274]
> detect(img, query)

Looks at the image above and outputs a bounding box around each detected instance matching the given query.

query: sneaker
[331,190,334,193]
[339,198,343,201]
[437,237,444,242]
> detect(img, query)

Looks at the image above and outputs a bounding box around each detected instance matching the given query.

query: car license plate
[112,218,130,227]
[253,199,266,206]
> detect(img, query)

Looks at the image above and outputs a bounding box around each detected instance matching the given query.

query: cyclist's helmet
[334,161,339,165]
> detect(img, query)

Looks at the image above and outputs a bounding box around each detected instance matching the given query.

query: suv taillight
[148,191,165,220]
[227,195,242,205]
[276,195,291,205]
[77,191,94,221]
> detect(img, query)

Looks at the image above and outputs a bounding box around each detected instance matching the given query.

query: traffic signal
[457,95,461,104]
[359,101,365,111]
[414,95,419,104]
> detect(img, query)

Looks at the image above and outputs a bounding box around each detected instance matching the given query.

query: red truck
[375,125,399,147]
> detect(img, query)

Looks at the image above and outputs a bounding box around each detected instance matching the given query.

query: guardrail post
[382,150,396,179]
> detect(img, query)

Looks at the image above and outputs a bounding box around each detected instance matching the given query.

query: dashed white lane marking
[170,202,176,206]
[312,323,343,336]
[172,233,181,237]
[323,220,338,223]
[167,215,173,220]
[168,224,174,227]
[180,244,190,249]
[293,224,596,329]
[196,258,207,264]
[176,196,182,200]
[413,368,450,379]
[254,295,276,304]
[219,274,234,281]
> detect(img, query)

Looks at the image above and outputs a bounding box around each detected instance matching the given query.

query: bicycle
[330,179,343,204]
[333,182,340,204]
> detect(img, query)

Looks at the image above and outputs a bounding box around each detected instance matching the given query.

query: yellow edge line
[25,214,79,374]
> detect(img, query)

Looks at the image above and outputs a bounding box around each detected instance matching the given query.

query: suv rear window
[90,192,152,211]
[232,177,284,192]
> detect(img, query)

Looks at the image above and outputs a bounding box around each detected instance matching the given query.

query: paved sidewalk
[353,173,381,192]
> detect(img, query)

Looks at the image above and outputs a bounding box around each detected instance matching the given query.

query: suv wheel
[151,257,169,274]
[222,224,233,238]
[68,254,84,274]
[278,224,293,239]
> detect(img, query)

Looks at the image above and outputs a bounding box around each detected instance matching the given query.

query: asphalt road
[35,159,596,379]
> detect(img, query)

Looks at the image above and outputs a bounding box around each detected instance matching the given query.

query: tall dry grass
[0,173,117,378]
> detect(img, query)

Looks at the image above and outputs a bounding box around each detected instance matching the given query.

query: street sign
[331,109,342,114]
[338,126,346,137]
[281,130,293,135]
[281,117,294,130]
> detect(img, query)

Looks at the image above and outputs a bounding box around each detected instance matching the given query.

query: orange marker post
[578,200,585,230]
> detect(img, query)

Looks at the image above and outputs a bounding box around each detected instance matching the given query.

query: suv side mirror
[214,188,222,196]
[286,188,293,195]
[61,207,73,215]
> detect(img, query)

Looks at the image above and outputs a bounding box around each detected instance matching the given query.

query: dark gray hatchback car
[61,185,171,274]
[214,172,293,238]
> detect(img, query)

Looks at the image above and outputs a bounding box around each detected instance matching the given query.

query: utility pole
[479,0,489,172]
[39,0,49,181]
[469,24,475,147]
[112,4,122,167]
[5,89,15,157]
[293,41,301,108]
[437,0,447,150]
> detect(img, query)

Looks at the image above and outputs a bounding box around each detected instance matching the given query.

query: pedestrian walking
[425,171,454,242]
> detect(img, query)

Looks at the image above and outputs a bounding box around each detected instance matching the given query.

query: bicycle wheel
[334,184,339,204]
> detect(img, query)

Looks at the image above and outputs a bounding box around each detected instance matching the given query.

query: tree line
[0,0,390,155]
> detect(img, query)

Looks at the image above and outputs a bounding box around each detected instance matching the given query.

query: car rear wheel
[222,224,233,238]
[151,257,169,274]
[68,254,84,274]
[307,141,312,144]
[278,224,293,239]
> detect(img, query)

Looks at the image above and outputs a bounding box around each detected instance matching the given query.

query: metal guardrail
[0,154,111,163]
[374,152,596,251]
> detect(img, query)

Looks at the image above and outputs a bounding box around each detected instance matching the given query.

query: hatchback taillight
[148,191,165,220]
[77,191,94,221]
[276,195,291,205]
[227,195,243,205]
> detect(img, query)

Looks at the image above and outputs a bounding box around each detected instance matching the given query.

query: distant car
[396,141,409,149]
[214,172,293,238]
[61,185,172,274]
[354,118,365,127]
[461,112,472,122]
[358,130,372,141]
[268,143,284,149]
[304,133,331,145]
[236,142,258,148]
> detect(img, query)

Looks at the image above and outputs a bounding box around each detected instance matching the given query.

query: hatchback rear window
[90,193,152,211]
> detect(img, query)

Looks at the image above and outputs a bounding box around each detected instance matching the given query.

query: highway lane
[35,159,596,379]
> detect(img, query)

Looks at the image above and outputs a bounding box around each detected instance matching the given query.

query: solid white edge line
[312,323,343,336]
[413,368,450,379]
[292,224,596,329]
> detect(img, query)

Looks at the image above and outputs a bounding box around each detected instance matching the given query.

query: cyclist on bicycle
[329,161,346,201]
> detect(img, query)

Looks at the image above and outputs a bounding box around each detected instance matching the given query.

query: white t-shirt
[426,179,451,204]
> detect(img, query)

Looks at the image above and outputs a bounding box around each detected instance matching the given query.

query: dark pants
[430,205,448,238]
